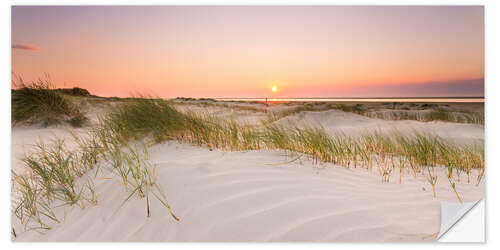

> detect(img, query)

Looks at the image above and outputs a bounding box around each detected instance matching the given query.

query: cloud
[378,78,485,97]
[12,43,42,51]
[301,78,484,98]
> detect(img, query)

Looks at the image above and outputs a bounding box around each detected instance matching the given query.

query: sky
[12,6,484,98]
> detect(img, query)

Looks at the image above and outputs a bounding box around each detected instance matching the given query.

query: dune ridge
[11,100,484,242]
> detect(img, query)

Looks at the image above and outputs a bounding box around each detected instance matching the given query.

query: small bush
[54,87,91,97]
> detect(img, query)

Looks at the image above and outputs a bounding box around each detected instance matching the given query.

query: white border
[2,1,498,249]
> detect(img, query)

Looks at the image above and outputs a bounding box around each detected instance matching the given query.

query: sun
[271,85,278,93]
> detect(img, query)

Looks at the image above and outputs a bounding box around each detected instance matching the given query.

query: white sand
[11,125,88,175]
[276,109,484,143]
[11,103,484,242]
[172,104,267,125]
[172,102,484,143]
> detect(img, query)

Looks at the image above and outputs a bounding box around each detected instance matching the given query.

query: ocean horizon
[214,97,485,103]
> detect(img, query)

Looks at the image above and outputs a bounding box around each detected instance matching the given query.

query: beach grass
[12,97,484,234]
[173,98,483,125]
[12,77,88,127]
[12,100,183,232]
[255,101,483,125]
[365,109,484,124]
[102,98,483,181]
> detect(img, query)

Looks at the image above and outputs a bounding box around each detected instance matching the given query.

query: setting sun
[272,85,278,93]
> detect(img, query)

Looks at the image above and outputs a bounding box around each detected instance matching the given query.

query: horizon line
[196,96,485,100]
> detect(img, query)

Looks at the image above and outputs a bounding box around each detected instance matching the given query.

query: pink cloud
[12,43,42,51]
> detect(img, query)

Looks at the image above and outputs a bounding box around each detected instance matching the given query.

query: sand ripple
[13,142,483,242]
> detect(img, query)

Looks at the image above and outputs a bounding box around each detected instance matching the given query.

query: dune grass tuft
[100,97,186,143]
[12,99,182,234]
[12,76,88,127]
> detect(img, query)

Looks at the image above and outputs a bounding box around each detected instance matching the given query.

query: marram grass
[12,77,88,127]
[103,98,484,186]
[12,97,484,235]
[365,109,484,124]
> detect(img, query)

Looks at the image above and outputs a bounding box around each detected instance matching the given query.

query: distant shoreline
[213,97,485,103]
[216,96,484,99]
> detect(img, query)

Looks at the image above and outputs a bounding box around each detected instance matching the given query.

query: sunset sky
[12,6,484,98]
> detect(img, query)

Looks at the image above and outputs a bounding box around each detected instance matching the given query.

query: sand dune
[11,101,484,242]
[276,109,484,143]
[11,125,88,174]
[13,142,483,241]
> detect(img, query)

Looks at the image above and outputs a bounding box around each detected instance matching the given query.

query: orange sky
[12,6,484,98]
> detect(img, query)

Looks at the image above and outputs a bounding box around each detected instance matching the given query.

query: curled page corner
[437,199,483,240]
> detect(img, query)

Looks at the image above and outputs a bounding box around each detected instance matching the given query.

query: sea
[214,97,484,103]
